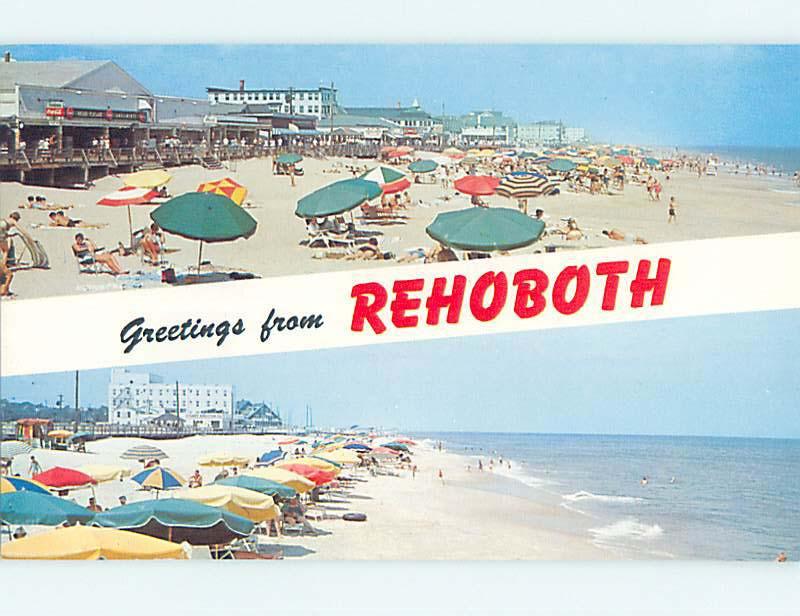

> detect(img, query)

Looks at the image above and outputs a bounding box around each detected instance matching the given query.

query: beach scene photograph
[1,308,797,561]
[1,44,799,300]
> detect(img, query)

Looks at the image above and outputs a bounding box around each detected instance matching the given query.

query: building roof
[0,60,151,96]
[325,113,399,129]
[207,85,334,93]
[343,106,432,121]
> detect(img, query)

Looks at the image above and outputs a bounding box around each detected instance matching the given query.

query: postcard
[1,43,798,567]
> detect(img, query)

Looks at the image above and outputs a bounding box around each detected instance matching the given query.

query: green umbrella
[92,498,253,545]
[547,159,577,172]
[277,153,303,165]
[150,192,257,272]
[426,207,545,252]
[644,157,660,167]
[408,160,438,173]
[0,491,95,526]
[214,475,297,499]
[295,178,382,219]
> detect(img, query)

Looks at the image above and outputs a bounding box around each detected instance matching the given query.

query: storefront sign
[44,104,148,123]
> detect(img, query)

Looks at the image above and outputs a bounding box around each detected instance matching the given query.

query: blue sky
[3,310,799,438]
[8,44,800,146]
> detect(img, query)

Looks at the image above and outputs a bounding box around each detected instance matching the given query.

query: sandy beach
[2,156,800,300]
[1,434,611,560]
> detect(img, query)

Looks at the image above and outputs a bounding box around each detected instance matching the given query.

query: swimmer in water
[641,476,649,486]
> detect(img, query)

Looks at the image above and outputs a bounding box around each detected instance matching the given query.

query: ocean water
[413,432,800,560]
[681,146,800,174]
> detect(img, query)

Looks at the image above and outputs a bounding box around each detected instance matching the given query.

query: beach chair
[72,247,103,274]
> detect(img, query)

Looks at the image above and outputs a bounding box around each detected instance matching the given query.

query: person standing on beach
[0,211,21,297]
[412,464,417,479]
[438,469,444,485]
[668,197,677,224]
[28,455,42,476]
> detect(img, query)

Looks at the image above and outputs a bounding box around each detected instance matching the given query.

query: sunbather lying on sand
[344,238,393,261]
[49,211,105,228]
[552,218,584,240]
[602,229,648,244]
[72,233,128,275]
[19,196,71,211]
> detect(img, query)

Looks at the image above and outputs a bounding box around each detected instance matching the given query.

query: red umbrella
[33,467,97,490]
[371,446,401,456]
[394,438,417,445]
[616,155,635,165]
[280,464,336,486]
[454,175,501,196]
[97,186,160,246]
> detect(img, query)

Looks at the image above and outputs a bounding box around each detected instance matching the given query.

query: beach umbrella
[479,148,496,157]
[123,169,172,189]
[173,485,279,523]
[394,438,417,445]
[370,446,401,457]
[295,178,382,219]
[518,151,538,159]
[395,145,414,154]
[408,160,438,174]
[48,429,74,439]
[67,431,93,443]
[443,147,465,159]
[0,491,95,526]
[279,464,336,486]
[277,438,300,446]
[547,159,577,172]
[616,155,635,165]
[151,192,257,272]
[644,157,661,167]
[343,443,371,452]
[280,457,339,473]
[215,475,297,499]
[0,440,32,458]
[595,156,621,168]
[256,450,286,466]
[360,166,411,194]
[386,149,413,160]
[276,153,303,165]
[97,186,160,244]
[197,453,250,468]
[382,442,410,452]
[315,449,360,465]
[454,175,501,196]
[197,177,248,206]
[131,466,185,491]
[120,444,168,461]
[78,465,132,483]
[426,207,545,252]
[0,476,51,495]
[0,525,188,560]
[92,498,254,545]
[496,172,557,199]
[33,467,97,490]
[244,466,315,494]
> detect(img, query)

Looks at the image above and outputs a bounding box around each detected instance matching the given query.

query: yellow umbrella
[0,525,187,560]
[198,453,250,468]
[243,467,315,494]
[467,148,481,156]
[316,448,361,465]
[47,429,73,439]
[123,169,172,189]
[78,464,133,483]
[197,177,248,206]
[173,485,279,523]
[479,148,496,157]
[280,457,339,473]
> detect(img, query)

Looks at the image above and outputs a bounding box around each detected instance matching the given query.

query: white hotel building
[107,368,233,431]
[206,82,337,120]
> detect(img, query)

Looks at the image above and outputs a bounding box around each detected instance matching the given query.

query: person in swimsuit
[0,212,20,296]
[141,223,165,266]
[72,233,127,275]
[49,211,77,227]
[602,229,648,244]
[668,196,677,223]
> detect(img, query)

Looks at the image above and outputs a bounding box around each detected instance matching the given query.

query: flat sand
[2,158,800,300]
[1,435,610,560]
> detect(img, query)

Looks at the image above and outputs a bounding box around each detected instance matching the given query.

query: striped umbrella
[131,466,185,491]
[0,440,33,458]
[496,172,557,199]
[359,166,411,194]
[121,445,168,461]
[0,476,51,495]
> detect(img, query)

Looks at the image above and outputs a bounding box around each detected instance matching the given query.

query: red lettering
[469,272,508,322]
[351,282,388,333]
[630,259,671,308]
[596,261,630,311]
[552,265,590,315]
[390,279,425,328]
[512,269,549,318]
[426,275,467,325]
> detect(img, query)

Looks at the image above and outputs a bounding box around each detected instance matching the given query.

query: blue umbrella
[257,450,286,466]
[343,444,372,451]
[0,491,95,526]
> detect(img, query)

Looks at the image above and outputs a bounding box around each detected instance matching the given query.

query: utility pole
[74,370,80,430]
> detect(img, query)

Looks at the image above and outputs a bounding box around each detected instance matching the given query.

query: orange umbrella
[197,177,248,206]
[279,463,336,486]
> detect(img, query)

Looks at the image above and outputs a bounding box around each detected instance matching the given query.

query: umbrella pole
[197,241,203,273]
[127,205,133,249]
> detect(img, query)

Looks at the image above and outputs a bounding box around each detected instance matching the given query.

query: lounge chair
[72,246,106,274]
